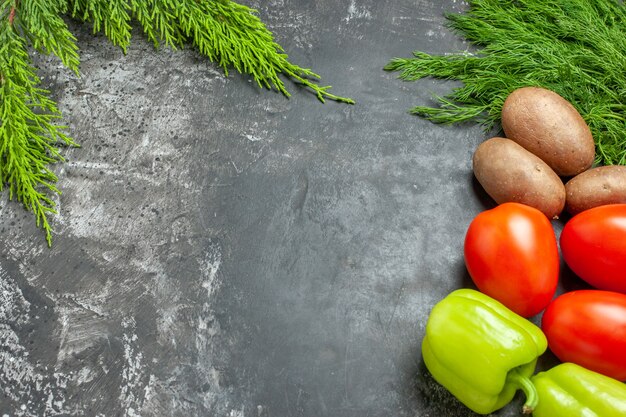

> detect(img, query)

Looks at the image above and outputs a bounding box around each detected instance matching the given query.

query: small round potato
[473,137,566,219]
[565,165,626,215]
[501,86,595,177]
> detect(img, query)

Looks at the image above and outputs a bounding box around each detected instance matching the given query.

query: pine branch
[385,0,626,166]
[68,0,355,104]
[0,7,77,246]
[1,0,353,245]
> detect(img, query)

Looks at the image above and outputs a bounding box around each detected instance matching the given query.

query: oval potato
[501,86,595,177]
[565,165,626,215]
[473,137,565,219]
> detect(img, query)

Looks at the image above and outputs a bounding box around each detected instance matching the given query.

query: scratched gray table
[1,1,576,416]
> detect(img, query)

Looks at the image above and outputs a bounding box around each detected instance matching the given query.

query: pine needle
[385,0,626,166]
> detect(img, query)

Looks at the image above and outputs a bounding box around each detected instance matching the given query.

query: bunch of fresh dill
[0,0,353,246]
[385,0,626,167]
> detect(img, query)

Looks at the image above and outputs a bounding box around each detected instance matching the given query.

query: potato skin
[501,86,595,177]
[565,165,626,215]
[473,137,565,219]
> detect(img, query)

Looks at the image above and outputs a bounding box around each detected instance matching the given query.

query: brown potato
[473,137,565,219]
[565,165,626,215]
[501,86,595,177]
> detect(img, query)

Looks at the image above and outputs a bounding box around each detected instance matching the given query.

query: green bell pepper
[532,362,626,417]
[422,289,547,415]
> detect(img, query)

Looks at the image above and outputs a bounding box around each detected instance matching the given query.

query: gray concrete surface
[1,1,569,416]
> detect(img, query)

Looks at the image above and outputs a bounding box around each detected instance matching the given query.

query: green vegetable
[385,0,626,166]
[531,362,626,417]
[422,289,546,414]
[1,0,353,245]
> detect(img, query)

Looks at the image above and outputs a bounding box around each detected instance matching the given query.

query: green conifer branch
[67,0,354,104]
[1,0,353,245]
[1,6,77,246]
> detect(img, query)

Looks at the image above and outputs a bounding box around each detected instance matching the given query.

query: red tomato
[560,204,626,294]
[541,290,626,381]
[464,202,559,317]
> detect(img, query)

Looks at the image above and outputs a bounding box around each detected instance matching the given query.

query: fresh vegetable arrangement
[421,84,626,415]
[395,2,626,409]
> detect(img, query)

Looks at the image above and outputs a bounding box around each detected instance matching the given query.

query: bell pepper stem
[506,369,538,414]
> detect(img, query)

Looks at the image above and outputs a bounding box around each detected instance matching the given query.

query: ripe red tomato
[541,290,626,381]
[464,202,559,317]
[560,204,626,294]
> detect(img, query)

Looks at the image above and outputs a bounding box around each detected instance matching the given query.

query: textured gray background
[0,1,571,416]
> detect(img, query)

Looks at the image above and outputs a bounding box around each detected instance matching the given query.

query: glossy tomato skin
[560,204,626,294]
[464,203,559,317]
[541,290,626,381]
